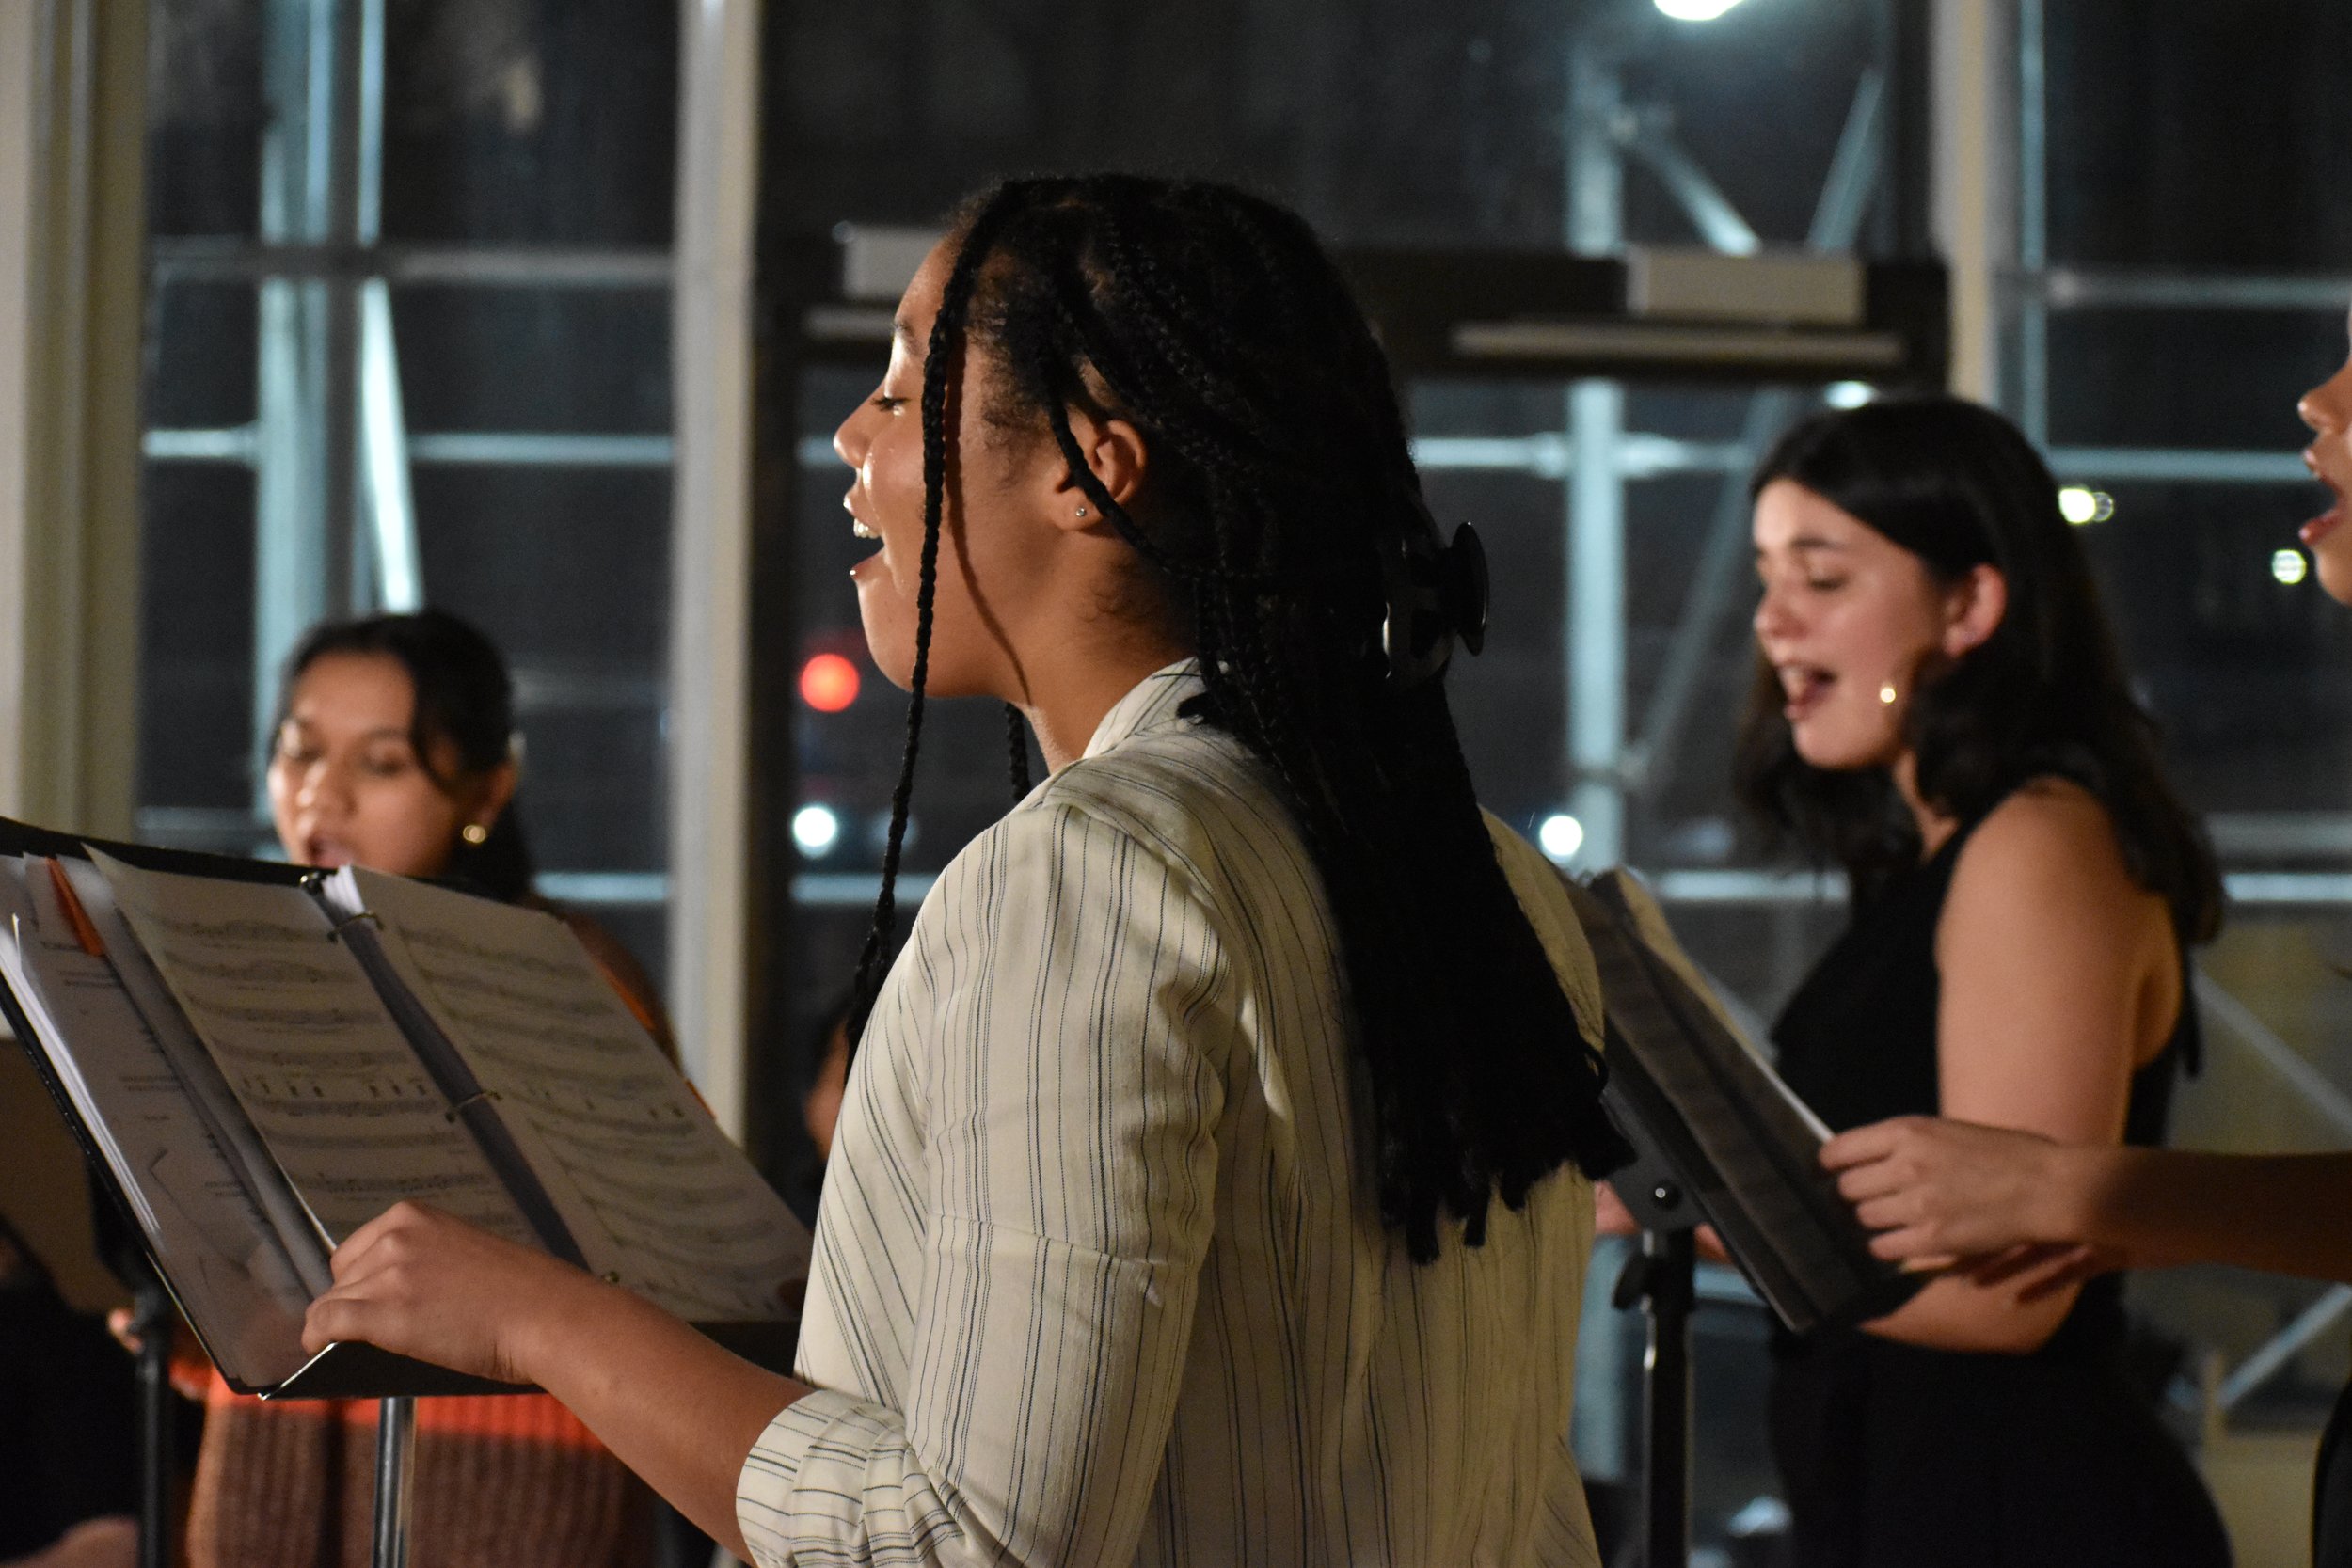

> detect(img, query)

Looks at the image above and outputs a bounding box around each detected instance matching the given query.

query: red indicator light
[800,653,861,713]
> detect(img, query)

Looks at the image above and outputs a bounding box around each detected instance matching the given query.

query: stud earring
[1074,504,1089,518]
[461,822,489,846]
[1878,682,1899,706]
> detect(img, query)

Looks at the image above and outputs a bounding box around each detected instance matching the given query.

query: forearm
[515,1272,807,1559]
[1863,1269,2077,1353]
[2074,1148,2352,1281]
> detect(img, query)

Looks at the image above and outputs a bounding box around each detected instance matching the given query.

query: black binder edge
[0,816,803,1400]
[1566,867,1923,1336]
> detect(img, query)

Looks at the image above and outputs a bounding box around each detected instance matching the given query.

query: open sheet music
[0,838,809,1398]
[1567,867,1917,1335]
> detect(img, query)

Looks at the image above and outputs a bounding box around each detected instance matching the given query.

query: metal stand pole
[132,1282,174,1568]
[372,1396,417,1568]
[1614,1226,1696,1568]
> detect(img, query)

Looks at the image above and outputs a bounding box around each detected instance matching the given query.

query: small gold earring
[1878,682,1899,706]
[461,822,489,846]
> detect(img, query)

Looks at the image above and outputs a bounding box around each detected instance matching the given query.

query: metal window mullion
[358,280,420,609]
[1563,37,1628,874]
[2012,0,2049,444]
[152,240,675,288]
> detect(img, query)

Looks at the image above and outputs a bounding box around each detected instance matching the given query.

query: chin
[2316,546,2352,609]
[853,610,918,693]
[1789,723,1897,775]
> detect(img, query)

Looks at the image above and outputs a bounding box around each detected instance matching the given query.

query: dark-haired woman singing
[289,175,1631,1566]
[1740,397,2229,1567]
[185,609,676,1568]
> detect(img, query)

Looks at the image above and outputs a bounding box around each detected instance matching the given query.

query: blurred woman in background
[1739,397,2229,1567]
[185,608,675,1568]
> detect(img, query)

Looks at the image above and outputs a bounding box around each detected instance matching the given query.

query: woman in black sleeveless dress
[1738,398,2231,1568]
[1811,319,2352,1568]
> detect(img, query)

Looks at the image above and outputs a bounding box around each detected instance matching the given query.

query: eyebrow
[280,719,413,745]
[1755,535,1852,559]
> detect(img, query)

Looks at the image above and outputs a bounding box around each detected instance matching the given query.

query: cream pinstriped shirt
[737,663,1605,1568]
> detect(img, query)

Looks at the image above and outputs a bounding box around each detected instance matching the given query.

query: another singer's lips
[2305,448,2346,546]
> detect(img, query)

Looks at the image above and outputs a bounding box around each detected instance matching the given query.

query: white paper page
[0,860,315,1387]
[55,858,333,1291]
[87,851,538,1251]
[328,867,809,1322]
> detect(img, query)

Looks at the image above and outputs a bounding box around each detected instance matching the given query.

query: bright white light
[2058,486,2114,526]
[1538,814,1586,863]
[1825,381,1876,409]
[792,804,841,855]
[2274,548,2311,586]
[1655,0,1747,18]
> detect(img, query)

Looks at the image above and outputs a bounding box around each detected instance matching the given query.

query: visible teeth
[1778,666,1832,702]
[851,518,878,540]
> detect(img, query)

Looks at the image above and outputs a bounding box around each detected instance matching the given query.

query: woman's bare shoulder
[1944,779,2165,951]
[1955,779,2133,887]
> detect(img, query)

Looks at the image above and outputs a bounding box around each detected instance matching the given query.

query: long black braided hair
[847,174,1629,1262]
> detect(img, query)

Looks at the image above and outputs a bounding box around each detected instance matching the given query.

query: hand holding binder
[299,1196,593,1387]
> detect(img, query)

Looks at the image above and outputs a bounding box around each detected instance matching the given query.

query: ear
[1939,563,2008,658]
[466,758,519,833]
[1048,404,1150,534]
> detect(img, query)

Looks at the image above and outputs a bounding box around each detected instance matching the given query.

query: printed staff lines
[402,926,575,981]
[134,910,318,944]
[412,959,610,1019]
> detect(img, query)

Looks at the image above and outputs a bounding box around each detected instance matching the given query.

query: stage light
[2058,487,2113,526]
[1825,381,1875,409]
[2274,548,2311,586]
[799,652,861,713]
[792,804,841,855]
[1655,0,1748,20]
[1538,813,1586,863]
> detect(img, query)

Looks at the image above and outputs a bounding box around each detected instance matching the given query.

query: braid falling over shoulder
[844,189,1027,1044]
[860,175,1629,1259]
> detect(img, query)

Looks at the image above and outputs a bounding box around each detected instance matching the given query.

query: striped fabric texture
[739,663,1605,1568]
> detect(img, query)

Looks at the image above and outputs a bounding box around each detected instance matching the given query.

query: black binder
[0,816,802,1400]
[1567,867,1919,1335]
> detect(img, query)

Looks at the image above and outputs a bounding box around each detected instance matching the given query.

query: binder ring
[326,910,384,943]
[441,1087,501,1123]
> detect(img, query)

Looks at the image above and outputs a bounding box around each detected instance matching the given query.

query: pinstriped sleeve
[736,800,1239,1567]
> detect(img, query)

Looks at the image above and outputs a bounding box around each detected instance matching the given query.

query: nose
[294,755,351,816]
[1753,578,1799,648]
[834,402,869,470]
[2300,364,2352,436]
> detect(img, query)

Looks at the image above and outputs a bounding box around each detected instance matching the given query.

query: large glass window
[135,0,680,984]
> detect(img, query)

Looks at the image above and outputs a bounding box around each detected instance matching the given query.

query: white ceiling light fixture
[1655,0,1749,21]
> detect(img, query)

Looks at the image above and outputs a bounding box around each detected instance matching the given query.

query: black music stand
[128,1276,175,1568]
[1608,1136,1704,1568]
[372,1398,416,1568]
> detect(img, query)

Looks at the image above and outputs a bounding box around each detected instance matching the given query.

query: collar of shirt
[1079,658,1204,762]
